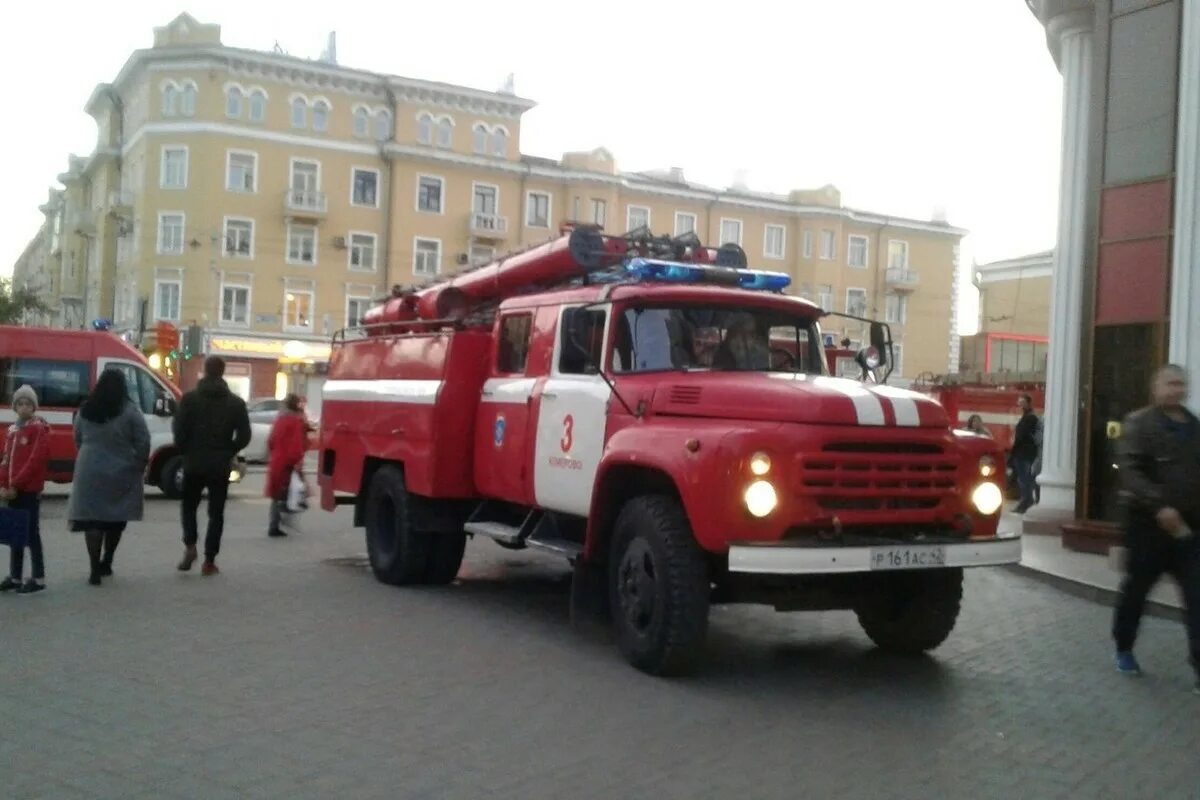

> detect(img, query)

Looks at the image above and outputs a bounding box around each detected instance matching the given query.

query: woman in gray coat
[68,368,150,585]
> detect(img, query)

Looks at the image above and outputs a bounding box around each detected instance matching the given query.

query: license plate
[869,545,947,571]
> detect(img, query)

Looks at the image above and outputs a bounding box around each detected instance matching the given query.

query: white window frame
[763,224,786,260]
[417,112,434,145]
[248,90,267,123]
[891,343,904,377]
[817,284,833,310]
[346,294,373,329]
[160,145,188,189]
[888,239,910,270]
[156,211,185,255]
[290,95,308,129]
[472,182,501,216]
[674,211,697,236]
[885,293,908,325]
[413,237,442,277]
[472,123,488,155]
[802,230,813,258]
[591,198,607,227]
[845,287,868,317]
[435,116,454,148]
[219,277,251,328]
[719,217,743,246]
[180,82,197,117]
[153,278,182,322]
[283,282,316,333]
[222,216,255,259]
[626,205,651,232]
[350,167,381,209]
[353,106,370,138]
[312,98,331,133]
[847,234,870,269]
[490,125,508,157]
[415,174,445,215]
[225,149,258,193]
[348,231,378,272]
[286,223,318,266]
[289,157,322,193]
[161,84,179,117]
[225,85,243,119]
[820,229,836,261]
[469,244,495,266]
[525,191,551,228]
[374,110,392,142]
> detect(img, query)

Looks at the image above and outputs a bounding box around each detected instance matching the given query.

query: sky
[1,0,1063,335]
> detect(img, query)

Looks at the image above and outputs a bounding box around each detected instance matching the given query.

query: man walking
[1112,364,1200,694]
[1011,394,1039,513]
[172,356,251,575]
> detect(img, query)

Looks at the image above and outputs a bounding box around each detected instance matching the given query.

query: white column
[1170,0,1200,391]
[1026,12,1093,528]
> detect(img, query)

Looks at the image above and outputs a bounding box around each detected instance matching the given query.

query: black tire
[853,568,963,654]
[364,466,430,585]
[609,495,710,676]
[423,532,467,585]
[159,455,185,500]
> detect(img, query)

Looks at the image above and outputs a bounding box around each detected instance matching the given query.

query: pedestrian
[0,385,51,594]
[67,369,151,586]
[172,356,251,575]
[265,393,311,538]
[1011,394,1039,513]
[1112,364,1200,694]
[965,414,992,437]
[1032,415,1044,505]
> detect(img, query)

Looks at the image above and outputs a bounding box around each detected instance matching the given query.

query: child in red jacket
[265,394,311,537]
[1,385,51,594]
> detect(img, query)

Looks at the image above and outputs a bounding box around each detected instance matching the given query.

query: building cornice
[974,250,1054,285]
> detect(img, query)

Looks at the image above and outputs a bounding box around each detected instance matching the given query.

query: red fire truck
[318,229,1018,675]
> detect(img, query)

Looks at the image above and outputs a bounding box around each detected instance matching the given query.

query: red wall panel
[1095,237,1170,325]
[1100,179,1173,240]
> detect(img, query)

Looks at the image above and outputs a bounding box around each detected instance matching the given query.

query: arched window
[490,127,508,157]
[248,90,267,123]
[291,97,307,129]
[417,113,433,144]
[312,100,330,133]
[162,85,179,117]
[180,83,197,117]
[436,116,453,148]
[353,107,370,138]
[225,86,243,119]
[374,111,392,142]
[472,123,488,154]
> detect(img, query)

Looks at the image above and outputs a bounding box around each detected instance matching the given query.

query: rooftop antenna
[499,72,515,95]
[319,32,337,64]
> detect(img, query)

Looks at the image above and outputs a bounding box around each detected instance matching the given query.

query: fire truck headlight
[971,482,1003,516]
[749,452,771,476]
[744,480,778,518]
[978,455,997,477]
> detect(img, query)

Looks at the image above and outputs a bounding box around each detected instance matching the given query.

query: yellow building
[973,250,1053,338]
[21,13,966,398]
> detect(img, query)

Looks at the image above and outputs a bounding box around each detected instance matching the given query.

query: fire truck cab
[319,230,1019,675]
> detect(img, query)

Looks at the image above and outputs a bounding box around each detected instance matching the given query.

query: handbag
[0,503,29,549]
[286,470,309,513]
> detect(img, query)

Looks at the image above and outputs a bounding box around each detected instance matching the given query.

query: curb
[1003,563,1184,624]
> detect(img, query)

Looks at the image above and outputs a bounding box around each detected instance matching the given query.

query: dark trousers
[1013,457,1036,509]
[8,492,44,581]
[181,472,230,561]
[1113,522,1200,677]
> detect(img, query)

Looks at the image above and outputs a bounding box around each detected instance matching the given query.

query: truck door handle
[335,422,349,431]
[541,392,558,400]
[481,390,495,397]
[391,428,405,436]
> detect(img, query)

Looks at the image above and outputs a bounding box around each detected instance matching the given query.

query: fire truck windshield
[611,305,823,374]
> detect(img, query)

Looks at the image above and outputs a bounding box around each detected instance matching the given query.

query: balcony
[885,267,920,292]
[69,209,97,236]
[284,189,328,219]
[108,190,134,217]
[469,212,509,240]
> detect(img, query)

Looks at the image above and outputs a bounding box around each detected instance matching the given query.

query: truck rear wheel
[159,455,185,500]
[853,568,963,654]
[423,532,467,585]
[609,495,710,676]
[365,466,430,585]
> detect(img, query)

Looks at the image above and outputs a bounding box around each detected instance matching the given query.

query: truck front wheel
[853,568,963,654]
[159,456,185,500]
[365,466,431,586]
[609,495,710,676]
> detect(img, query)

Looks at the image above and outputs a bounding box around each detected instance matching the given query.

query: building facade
[1027,0,1200,544]
[17,13,967,400]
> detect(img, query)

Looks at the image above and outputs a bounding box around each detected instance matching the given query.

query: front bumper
[727,535,1021,575]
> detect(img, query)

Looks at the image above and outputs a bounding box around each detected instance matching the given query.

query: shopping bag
[286,471,309,513]
[0,505,29,549]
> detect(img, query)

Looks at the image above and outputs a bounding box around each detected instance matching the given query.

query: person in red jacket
[1,385,51,594]
[265,394,311,537]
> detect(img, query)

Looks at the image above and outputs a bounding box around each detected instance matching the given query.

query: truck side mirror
[869,322,889,367]
[154,395,177,417]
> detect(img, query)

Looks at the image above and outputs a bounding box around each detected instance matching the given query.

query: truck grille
[798,442,958,512]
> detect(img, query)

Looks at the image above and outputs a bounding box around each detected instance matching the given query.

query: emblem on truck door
[493,414,506,448]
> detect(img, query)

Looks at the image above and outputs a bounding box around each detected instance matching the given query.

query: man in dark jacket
[1011,394,1040,513]
[173,356,251,575]
[1112,364,1200,694]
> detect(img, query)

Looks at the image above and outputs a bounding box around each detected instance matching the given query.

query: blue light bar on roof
[624,258,791,292]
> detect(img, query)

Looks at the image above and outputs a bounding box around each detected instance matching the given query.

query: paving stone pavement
[1,475,1198,799]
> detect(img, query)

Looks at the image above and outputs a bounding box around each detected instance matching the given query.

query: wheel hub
[618,540,658,635]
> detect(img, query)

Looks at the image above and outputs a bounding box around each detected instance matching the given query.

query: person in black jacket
[172,356,251,576]
[1011,394,1040,513]
[1112,364,1200,694]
